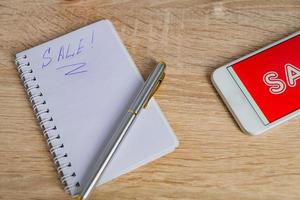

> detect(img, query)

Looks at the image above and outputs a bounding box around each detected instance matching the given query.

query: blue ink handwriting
[41,30,95,76]
[56,62,87,76]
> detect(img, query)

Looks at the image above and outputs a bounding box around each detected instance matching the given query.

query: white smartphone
[212,31,300,135]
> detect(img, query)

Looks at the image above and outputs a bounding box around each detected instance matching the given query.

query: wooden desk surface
[1,0,300,199]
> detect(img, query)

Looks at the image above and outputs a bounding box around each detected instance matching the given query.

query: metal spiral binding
[15,55,80,194]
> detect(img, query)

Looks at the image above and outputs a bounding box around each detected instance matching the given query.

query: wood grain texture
[1,0,300,199]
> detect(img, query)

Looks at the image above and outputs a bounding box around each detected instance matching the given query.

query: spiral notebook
[15,20,178,196]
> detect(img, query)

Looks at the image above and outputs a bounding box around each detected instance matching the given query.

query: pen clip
[143,72,165,108]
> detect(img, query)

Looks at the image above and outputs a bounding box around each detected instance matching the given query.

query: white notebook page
[16,20,178,196]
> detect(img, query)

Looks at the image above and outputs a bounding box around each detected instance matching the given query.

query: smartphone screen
[227,34,300,125]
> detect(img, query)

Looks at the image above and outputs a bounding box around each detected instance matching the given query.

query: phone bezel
[211,31,300,135]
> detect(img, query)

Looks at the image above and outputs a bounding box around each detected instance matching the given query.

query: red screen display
[230,35,300,123]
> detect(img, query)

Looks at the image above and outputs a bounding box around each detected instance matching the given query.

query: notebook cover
[15,20,178,196]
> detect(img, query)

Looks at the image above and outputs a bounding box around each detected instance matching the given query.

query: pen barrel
[81,111,136,200]
[130,62,166,113]
[79,61,166,200]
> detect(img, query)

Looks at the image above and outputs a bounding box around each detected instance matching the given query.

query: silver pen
[76,61,166,200]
